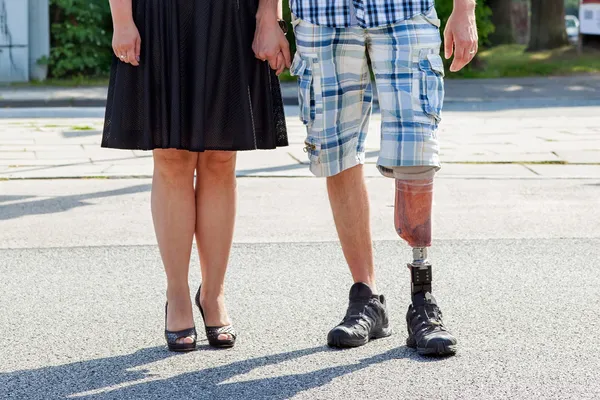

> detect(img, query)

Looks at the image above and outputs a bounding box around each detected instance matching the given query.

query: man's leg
[291,19,392,348]
[327,164,375,291]
[369,7,457,356]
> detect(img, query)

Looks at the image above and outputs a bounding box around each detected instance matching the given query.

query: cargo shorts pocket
[303,136,322,164]
[418,50,445,123]
[290,53,315,127]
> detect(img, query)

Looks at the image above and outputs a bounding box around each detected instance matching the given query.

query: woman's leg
[152,149,198,344]
[195,151,237,340]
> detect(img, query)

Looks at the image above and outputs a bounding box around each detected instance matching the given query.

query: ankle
[200,286,225,304]
[167,282,190,300]
[354,279,377,294]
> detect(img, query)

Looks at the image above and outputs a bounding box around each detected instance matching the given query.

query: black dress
[102,0,288,152]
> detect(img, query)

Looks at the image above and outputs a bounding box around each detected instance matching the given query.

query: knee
[199,151,237,180]
[153,149,197,181]
[379,165,439,180]
[327,164,363,185]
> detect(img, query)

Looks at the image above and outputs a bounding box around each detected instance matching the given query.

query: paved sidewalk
[2,74,600,107]
[0,105,599,180]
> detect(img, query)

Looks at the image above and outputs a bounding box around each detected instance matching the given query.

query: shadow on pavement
[0,184,151,221]
[62,130,102,138]
[0,195,36,204]
[0,345,435,399]
[236,151,380,176]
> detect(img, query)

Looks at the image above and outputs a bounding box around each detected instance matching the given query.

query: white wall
[28,0,49,81]
[0,0,29,82]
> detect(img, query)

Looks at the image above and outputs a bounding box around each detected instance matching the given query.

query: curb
[0,97,302,108]
[2,97,600,109]
[0,99,109,108]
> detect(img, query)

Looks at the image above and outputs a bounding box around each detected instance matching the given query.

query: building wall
[0,0,29,82]
[0,0,49,83]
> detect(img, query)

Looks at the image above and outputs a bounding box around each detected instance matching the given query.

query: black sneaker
[327,282,393,348]
[406,292,457,356]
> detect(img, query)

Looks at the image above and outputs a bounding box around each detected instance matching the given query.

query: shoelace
[418,304,447,332]
[344,298,375,327]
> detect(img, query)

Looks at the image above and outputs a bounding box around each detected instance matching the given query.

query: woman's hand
[253,13,291,75]
[112,21,141,67]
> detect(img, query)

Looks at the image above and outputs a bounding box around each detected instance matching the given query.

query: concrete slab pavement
[0,105,599,180]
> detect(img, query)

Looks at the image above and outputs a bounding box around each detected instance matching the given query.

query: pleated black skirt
[102,0,288,152]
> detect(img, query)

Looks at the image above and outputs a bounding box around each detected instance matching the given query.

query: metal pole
[28,0,49,81]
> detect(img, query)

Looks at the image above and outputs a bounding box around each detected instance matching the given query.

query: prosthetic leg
[389,167,457,356]
[394,175,434,300]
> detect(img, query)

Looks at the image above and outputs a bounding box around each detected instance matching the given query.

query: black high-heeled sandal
[195,285,237,348]
[164,302,197,352]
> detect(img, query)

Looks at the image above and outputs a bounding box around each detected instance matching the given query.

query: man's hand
[253,12,291,75]
[444,2,478,72]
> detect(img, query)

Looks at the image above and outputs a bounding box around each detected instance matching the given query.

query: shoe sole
[327,325,393,348]
[167,345,197,352]
[406,337,457,357]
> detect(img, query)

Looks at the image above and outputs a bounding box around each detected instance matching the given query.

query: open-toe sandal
[164,302,197,352]
[195,285,237,348]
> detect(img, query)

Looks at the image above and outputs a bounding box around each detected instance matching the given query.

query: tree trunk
[488,0,515,45]
[527,0,569,51]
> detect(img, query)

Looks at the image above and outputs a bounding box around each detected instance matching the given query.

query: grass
[452,44,600,79]
[279,44,600,81]
[446,160,569,165]
[71,125,94,131]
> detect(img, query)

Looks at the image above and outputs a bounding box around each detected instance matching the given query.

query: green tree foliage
[49,0,113,78]
[565,0,580,16]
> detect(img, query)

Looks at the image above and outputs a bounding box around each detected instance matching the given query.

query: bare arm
[109,0,141,66]
[256,0,283,20]
[253,0,291,75]
[109,0,133,26]
[444,0,478,72]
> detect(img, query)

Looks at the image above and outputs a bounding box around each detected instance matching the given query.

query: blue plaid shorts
[290,7,444,178]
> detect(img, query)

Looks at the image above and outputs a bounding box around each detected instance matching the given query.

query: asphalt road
[1,177,599,399]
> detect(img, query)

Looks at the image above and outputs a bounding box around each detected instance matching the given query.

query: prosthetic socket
[394,175,434,296]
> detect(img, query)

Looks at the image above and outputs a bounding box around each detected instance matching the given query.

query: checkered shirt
[289,0,435,28]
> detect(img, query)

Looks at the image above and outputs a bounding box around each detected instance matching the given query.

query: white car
[565,15,580,44]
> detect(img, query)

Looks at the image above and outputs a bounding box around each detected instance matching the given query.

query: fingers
[450,46,467,72]
[116,48,128,63]
[252,37,265,61]
[135,36,142,64]
[267,53,279,70]
[275,53,285,76]
[281,38,292,68]
[450,40,478,72]
[127,47,138,66]
[114,42,140,66]
[444,29,454,60]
